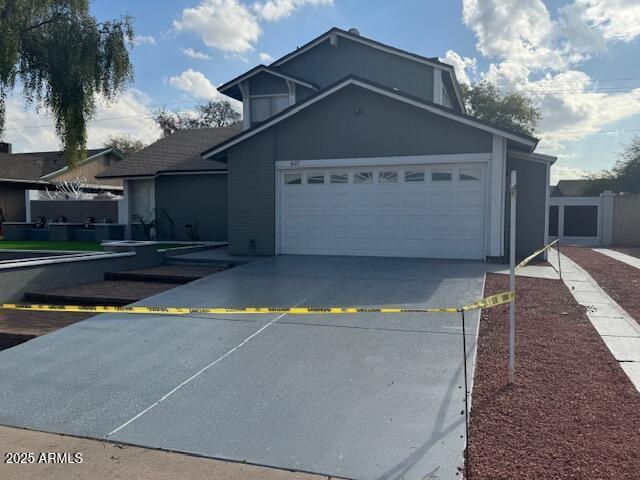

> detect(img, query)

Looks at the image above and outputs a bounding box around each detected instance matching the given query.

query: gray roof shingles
[97,127,240,179]
[0,148,108,182]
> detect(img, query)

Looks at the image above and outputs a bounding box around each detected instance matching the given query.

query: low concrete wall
[613,194,640,246]
[0,248,163,302]
[30,200,118,223]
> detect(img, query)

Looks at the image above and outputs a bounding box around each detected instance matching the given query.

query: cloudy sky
[4,0,640,184]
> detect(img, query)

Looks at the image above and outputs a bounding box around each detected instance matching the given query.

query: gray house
[98,127,239,241]
[200,27,556,260]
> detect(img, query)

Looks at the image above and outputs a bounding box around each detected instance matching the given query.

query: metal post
[557,240,563,280]
[461,308,470,479]
[509,171,517,384]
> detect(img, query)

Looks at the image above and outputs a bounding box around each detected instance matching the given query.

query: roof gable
[270,28,464,109]
[218,66,319,101]
[202,76,538,159]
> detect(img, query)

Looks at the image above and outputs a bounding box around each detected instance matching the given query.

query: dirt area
[469,273,640,479]
[611,246,640,260]
[0,425,328,480]
[561,246,640,322]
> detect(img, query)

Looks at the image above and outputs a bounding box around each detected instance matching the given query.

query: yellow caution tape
[516,239,559,270]
[462,291,514,311]
[0,291,514,316]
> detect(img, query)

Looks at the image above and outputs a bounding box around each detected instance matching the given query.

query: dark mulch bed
[561,246,640,322]
[469,273,640,479]
[611,246,640,260]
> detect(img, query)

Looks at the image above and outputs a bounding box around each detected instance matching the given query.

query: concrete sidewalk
[593,248,640,270]
[549,253,640,392]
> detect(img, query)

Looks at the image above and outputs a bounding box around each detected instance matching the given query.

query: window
[378,171,398,183]
[405,170,425,182]
[354,171,373,184]
[251,95,289,123]
[284,174,302,185]
[459,167,481,181]
[431,170,452,181]
[330,173,349,184]
[129,179,154,222]
[307,174,325,184]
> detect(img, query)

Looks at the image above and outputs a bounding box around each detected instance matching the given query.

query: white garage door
[279,163,487,259]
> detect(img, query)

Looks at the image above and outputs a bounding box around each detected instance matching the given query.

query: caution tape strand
[516,239,558,270]
[0,291,514,316]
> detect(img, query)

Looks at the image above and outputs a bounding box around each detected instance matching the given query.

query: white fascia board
[220,67,318,94]
[509,150,557,164]
[203,78,536,160]
[275,153,491,169]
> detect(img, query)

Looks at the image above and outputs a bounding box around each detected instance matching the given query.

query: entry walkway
[549,253,640,392]
[593,248,640,270]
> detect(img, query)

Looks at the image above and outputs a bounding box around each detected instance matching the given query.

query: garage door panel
[280,163,486,260]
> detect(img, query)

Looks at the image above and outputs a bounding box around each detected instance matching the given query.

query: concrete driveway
[0,256,487,480]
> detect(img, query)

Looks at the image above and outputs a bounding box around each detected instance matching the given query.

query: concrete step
[24,280,176,307]
[163,257,234,268]
[105,265,226,284]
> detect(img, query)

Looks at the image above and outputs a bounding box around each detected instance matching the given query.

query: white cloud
[569,0,640,42]
[458,0,640,176]
[174,0,261,53]
[175,0,333,54]
[168,69,223,100]
[462,0,572,70]
[3,90,160,152]
[259,52,274,63]
[550,164,590,184]
[440,50,477,85]
[133,35,157,46]
[253,0,333,22]
[181,48,212,60]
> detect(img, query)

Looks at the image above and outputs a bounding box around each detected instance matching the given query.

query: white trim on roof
[202,78,537,160]
[41,148,123,180]
[509,151,557,165]
[219,67,318,95]
[272,30,465,109]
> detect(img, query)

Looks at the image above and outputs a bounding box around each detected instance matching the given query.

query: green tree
[104,134,145,155]
[153,100,241,137]
[460,80,541,136]
[0,0,135,164]
[585,135,640,194]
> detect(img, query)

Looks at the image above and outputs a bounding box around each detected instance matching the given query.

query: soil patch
[469,273,640,479]
[562,246,640,323]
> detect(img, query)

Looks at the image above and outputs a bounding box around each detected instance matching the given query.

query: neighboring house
[0,142,123,223]
[551,179,600,197]
[198,27,556,260]
[97,127,240,241]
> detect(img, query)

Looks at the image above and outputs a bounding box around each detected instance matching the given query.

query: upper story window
[251,94,289,123]
[442,86,453,108]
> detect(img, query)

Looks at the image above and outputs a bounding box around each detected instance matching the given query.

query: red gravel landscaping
[468,273,640,479]
[612,246,640,260]
[561,246,640,323]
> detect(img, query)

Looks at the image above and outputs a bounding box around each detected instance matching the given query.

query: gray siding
[277,37,436,103]
[274,85,491,161]
[155,174,228,241]
[0,185,27,222]
[249,71,289,95]
[227,133,275,255]
[506,156,548,260]
[227,84,493,256]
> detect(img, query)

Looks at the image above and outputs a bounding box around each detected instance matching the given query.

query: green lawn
[0,241,103,251]
[0,241,187,251]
